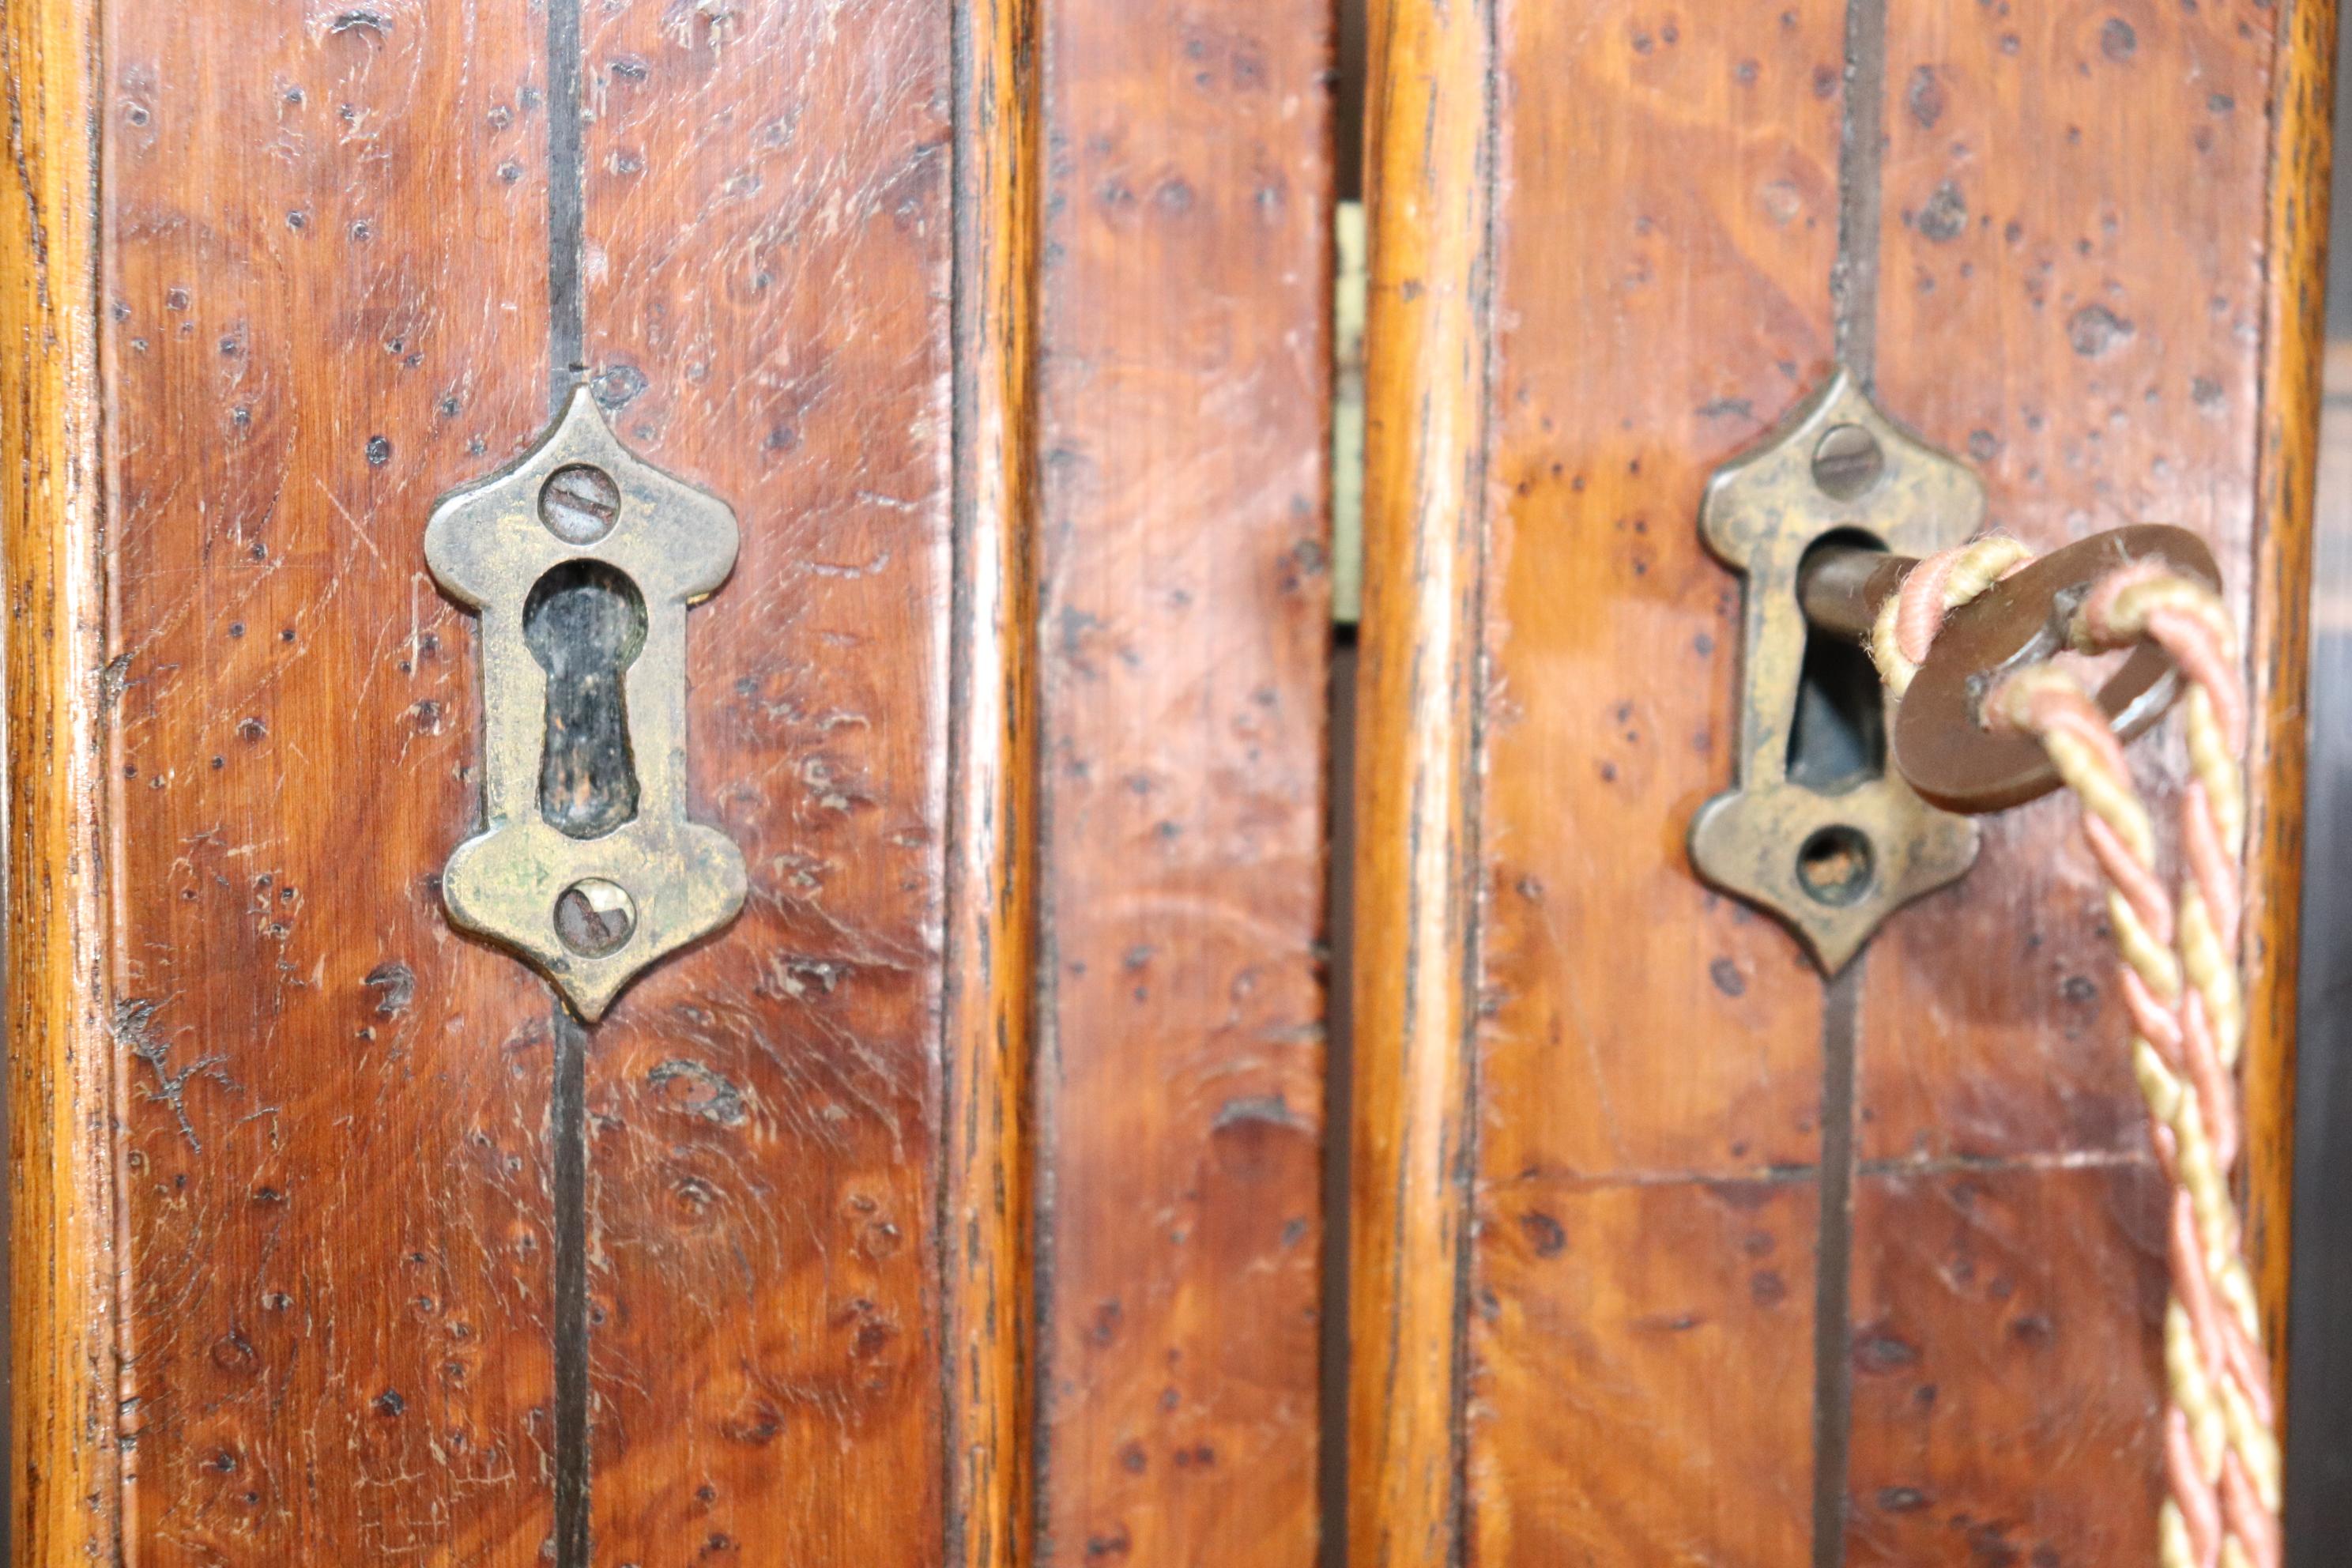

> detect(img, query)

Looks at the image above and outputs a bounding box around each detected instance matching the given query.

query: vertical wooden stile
[1345,0,1494,1562]
[4,0,115,1559]
[1031,1,1336,1562]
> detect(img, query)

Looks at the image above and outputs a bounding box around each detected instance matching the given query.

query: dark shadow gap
[1320,632,1359,1568]
[1320,0,1368,1562]
[2286,9,2352,1555]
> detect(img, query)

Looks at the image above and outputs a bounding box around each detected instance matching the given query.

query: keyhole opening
[1787,529,1890,793]
[524,560,648,840]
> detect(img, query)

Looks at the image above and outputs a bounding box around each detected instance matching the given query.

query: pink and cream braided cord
[1873,537,2279,1568]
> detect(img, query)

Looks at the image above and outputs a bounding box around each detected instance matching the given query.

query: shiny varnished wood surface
[1352,2,2328,1564]
[13,0,2322,1559]
[574,2,958,1558]
[13,0,1338,1560]
[944,1,1042,1565]
[103,2,560,1559]
[1850,6,2316,1557]
[1033,2,1334,1562]
[1472,3,1845,1561]
[3,0,115,1559]
[2252,0,2336,1404]
[1345,0,1493,1562]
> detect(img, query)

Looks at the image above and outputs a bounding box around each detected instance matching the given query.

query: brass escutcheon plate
[1688,370,1981,974]
[426,388,748,1020]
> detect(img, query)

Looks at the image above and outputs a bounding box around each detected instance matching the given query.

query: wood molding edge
[2,0,121,1559]
[1347,0,1497,1562]
[2248,0,2339,1411]
[944,0,1042,1562]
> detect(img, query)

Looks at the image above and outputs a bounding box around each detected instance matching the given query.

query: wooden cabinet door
[2,1,1332,1563]
[1348,3,2327,1566]
[6,0,2331,1565]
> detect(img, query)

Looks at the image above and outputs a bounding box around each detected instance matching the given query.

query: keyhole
[1787,530,1889,792]
[523,560,648,840]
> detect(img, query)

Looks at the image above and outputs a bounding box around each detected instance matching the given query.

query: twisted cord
[1887,539,2276,1568]
[2071,563,2277,1568]
[1869,533,2035,698]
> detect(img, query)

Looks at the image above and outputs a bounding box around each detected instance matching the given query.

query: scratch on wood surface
[112,997,228,1151]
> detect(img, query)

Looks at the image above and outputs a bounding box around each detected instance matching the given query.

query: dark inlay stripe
[1818,3,1886,1559]
[547,2,592,1560]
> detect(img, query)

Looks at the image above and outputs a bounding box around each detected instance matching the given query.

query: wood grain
[944,1,1042,1566]
[573,1,956,1559]
[101,1,561,1560]
[1843,1164,2169,1567]
[1352,2,2326,1564]
[12,0,2320,1559]
[2247,0,2336,1399]
[1468,4,1849,1562]
[3,0,116,1559]
[1033,2,1334,1562]
[1473,1176,1817,1564]
[1864,0,2276,1166]
[1855,0,2318,1549]
[1344,0,1494,1562]
[22,0,1348,1558]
